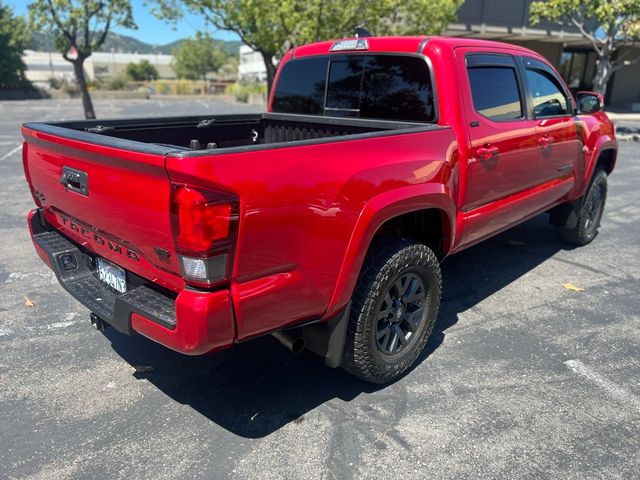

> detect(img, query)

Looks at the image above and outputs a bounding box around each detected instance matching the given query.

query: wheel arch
[586,137,617,184]
[550,142,614,229]
[322,183,455,320]
[595,148,616,175]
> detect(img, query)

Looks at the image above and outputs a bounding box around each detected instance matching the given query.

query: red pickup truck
[22,36,616,383]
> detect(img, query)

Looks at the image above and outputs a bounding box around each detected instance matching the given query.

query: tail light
[170,184,239,288]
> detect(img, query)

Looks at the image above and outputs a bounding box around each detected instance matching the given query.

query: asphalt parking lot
[1,98,639,479]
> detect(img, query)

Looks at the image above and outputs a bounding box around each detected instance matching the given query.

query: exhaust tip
[289,337,305,354]
[271,330,305,354]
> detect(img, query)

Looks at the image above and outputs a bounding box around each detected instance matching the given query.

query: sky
[5,0,240,45]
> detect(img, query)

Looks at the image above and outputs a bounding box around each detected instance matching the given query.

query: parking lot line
[0,145,21,162]
[564,359,640,409]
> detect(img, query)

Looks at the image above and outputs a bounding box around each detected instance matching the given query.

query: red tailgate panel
[23,128,185,293]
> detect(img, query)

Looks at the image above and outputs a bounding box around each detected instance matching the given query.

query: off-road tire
[342,238,441,384]
[555,169,608,246]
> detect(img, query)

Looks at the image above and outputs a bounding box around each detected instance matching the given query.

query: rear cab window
[465,54,524,122]
[272,54,436,123]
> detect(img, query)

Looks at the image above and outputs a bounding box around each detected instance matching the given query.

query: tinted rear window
[271,57,327,115]
[272,54,435,122]
[326,58,363,111]
[467,67,523,121]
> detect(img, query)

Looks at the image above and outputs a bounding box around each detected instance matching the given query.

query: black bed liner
[23,112,447,158]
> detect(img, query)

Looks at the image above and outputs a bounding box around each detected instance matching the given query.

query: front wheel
[342,238,441,384]
[555,169,608,246]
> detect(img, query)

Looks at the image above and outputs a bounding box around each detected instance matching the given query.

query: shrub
[155,81,172,95]
[48,77,64,89]
[175,80,194,95]
[86,79,99,90]
[126,60,159,81]
[229,82,267,103]
[107,74,128,91]
[61,81,80,97]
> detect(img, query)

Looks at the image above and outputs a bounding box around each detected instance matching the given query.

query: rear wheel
[555,169,608,246]
[342,238,441,384]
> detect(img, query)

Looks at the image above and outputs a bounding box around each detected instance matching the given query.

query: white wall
[22,50,177,85]
[238,45,267,82]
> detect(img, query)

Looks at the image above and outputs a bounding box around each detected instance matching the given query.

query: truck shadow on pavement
[105,214,568,438]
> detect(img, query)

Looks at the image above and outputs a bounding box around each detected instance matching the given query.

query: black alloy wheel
[375,272,426,355]
[555,168,608,246]
[342,238,442,384]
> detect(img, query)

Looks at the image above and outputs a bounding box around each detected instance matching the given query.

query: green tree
[218,56,239,80]
[172,32,226,81]
[126,59,160,80]
[0,1,30,89]
[530,0,640,95]
[29,0,136,119]
[151,0,462,93]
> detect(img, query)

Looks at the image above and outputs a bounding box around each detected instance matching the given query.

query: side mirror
[577,91,603,114]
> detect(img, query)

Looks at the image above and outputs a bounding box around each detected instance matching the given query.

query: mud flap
[303,302,351,368]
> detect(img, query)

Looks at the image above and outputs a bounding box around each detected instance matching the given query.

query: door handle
[538,136,554,148]
[477,146,499,160]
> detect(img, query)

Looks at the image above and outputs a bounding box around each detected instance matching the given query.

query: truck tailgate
[22,125,184,292]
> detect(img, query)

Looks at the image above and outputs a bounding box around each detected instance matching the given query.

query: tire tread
[555,168,607,246]
[342,238,441,384]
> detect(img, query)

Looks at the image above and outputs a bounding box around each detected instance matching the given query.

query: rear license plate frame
[97,257,127,294]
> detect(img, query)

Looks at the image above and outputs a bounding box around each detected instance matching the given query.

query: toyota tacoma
[22,36,617,383]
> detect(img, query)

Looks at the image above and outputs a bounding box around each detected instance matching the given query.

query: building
[22,50,74,85]
[238,45,268,82]
[445,0,640,108]
[23,50,177,86]
[89,51,176,80]
[237,0,640,109]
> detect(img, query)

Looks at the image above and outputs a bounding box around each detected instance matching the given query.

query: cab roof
[291,35,537,59]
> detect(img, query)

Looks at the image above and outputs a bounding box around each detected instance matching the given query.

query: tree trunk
[593,48,612,97]
[72,58,96,120]
[260,51,278,97]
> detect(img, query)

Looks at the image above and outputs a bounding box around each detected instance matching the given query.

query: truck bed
[23,108,454,346]
[25,112,439,156]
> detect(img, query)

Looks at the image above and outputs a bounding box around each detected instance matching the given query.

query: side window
[526,69,570,118]
[467,67,523,121]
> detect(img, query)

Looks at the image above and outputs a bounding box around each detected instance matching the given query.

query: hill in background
[29,32,242,56]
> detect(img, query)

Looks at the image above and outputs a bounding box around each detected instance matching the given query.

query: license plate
[97,258,127,293]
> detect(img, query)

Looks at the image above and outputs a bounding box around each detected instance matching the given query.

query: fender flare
[550,135,617,229]
[585,136,617,184]
[322,182,456,319]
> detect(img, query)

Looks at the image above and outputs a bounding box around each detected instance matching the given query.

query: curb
[616,133,640,142]
[615,126,640,142]
[607,113,640,121]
